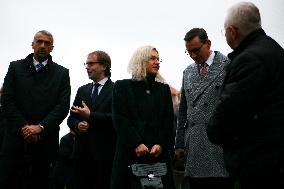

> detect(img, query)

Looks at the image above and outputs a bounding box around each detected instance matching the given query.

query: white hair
[225,2,261,36]
[127,45,166,83]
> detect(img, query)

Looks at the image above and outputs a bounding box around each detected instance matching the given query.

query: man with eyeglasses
[67,51,116,189]
[0,30,71,189]
[207,2,284,189]
[175,28,234,189]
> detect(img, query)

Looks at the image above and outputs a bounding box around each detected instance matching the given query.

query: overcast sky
[1,0,284,138]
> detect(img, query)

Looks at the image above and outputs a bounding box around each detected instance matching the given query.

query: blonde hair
[127,45,165,83]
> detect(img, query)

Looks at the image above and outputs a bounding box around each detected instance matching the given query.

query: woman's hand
[150,144,162,157]
[135,144,149,157]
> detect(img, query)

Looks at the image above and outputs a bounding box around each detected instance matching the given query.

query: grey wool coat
[175,51,230,177]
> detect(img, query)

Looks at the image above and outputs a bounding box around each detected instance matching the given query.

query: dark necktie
[200,63,208,79]
[92,83,101,104]
[36,63,45,71]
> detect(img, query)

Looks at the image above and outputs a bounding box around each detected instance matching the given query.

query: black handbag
[129,162,168,189]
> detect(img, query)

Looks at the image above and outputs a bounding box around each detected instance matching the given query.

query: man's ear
[206,39,211,48]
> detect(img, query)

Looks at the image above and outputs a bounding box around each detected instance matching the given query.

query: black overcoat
[110,79,175,189]
[207,29,284,177]
[1,53,71,161]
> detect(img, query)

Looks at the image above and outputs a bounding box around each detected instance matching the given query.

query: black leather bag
[129,162,167,189]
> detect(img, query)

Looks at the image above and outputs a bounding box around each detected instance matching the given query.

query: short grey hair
[33,30,54,44]
[225,2,261,36]
[127,45,165,83]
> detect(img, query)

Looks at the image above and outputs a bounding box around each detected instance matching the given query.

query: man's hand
[21,124,43,139]
[175,148,185,160]
[150,144,163,157]
[77,121,89,133]
[135,144,149,157]
[70,101,90,119]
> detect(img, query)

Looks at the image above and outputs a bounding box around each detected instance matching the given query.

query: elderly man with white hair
[207,2,284,189]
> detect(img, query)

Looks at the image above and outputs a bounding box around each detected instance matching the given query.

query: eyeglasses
[84,61,102,67]
[185,43,205,56]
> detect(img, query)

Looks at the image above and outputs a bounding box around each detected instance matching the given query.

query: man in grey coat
[175,28,234,189]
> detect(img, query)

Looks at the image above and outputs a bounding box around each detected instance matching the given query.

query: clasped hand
[135,144,162,157]
[77,121,89,133]
[21,124,43,143]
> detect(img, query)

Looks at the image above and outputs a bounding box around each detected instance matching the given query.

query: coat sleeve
[67,87,83,134]
[40,68,71,135]
[112,80,143,151]
[175,76,187,149]
[156,84,175,151]
[1,63,28,133]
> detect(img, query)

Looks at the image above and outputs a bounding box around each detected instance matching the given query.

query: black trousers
[0,155,52,189]
[239,176,284,189]
[184,177,235,189]
[74,155,113,189]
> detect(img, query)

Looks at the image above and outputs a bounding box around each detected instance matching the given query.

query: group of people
[0,2,284,189]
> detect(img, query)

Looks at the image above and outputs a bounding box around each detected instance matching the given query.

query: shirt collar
[205,51,215,66]
[33,57,48,67]
[93,77,108,86]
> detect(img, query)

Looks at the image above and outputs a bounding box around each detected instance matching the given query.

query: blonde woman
[110,45,175,189]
